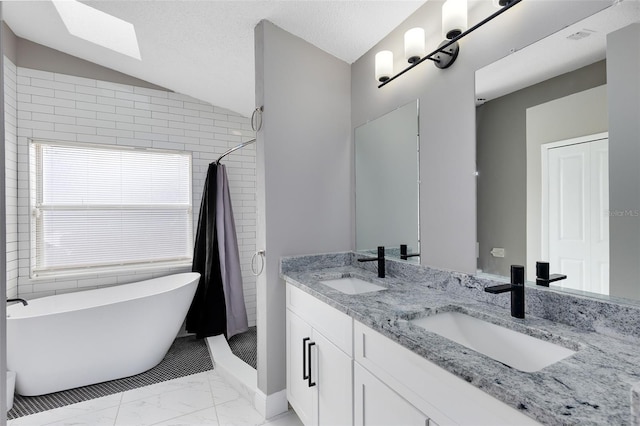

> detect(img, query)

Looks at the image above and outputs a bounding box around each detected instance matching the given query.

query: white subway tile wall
[5,57,19,299]
[8,62,257,326]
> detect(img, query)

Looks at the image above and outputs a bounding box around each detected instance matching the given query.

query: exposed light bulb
[375,51,393,83]
[442,0,468,40]
[404,28,425,64]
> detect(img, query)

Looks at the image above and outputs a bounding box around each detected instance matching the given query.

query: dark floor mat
[228,326,257,369]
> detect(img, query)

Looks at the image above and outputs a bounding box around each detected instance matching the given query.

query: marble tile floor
[7,370,302,426]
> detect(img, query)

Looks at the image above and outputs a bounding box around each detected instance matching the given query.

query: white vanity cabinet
[285,282,541,426]
[353,321,541,426]
[354,362,429,426]
[286,284,353,426]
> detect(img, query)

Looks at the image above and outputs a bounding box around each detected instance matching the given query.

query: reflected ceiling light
[442,0,468,40]
[52,0,142,60]
[404,28,426,64]
[375,50,393,83]
[376,0,522,88]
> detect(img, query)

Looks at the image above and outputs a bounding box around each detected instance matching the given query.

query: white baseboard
[254,388,288,419]
[206,334,288,420]
[206,334,257,401]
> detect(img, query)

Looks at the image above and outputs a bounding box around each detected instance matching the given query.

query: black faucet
[358,246,385,278]
[484,265,525,319]
[7,298,28,306]
[400,244,420,261]
[535,261,567,287]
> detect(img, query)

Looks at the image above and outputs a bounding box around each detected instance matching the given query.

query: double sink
[319,275,577,373]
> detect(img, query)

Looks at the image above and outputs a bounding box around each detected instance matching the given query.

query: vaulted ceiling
[3,1,426,116]
[4,1,636,117]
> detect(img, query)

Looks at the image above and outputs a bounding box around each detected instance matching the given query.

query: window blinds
[32,141,193,276]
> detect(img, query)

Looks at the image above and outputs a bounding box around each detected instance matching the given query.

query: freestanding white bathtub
[7,272,200,396]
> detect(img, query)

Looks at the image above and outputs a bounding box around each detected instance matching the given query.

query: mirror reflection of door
[542,135,609,294]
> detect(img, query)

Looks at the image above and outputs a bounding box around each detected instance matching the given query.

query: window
[31,141,193,277]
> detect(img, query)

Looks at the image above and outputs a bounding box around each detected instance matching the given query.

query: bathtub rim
[6,272,200,320]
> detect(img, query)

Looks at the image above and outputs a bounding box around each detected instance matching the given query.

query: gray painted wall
[477,61,606,278]
[2,23,16,64]
[608,23,640,300]
[1,6,7,420]
[254,20,351,398]
[4,23,165,91]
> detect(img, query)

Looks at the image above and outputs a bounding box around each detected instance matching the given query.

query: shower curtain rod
[214,138,256,164]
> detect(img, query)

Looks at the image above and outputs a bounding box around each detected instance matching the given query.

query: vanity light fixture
[375,50,394,83]
[404,28,426,64]
[377,0,522,88]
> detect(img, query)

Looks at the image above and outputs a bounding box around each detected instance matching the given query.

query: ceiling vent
[566,30,596,41]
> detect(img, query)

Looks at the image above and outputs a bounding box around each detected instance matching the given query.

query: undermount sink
[319,277,386,295]
[410,311,576,372]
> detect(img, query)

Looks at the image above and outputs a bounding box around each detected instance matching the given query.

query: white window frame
[29,139,193,278]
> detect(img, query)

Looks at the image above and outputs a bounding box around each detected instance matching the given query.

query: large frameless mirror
[476,2,640,301]
[355,100,420,262]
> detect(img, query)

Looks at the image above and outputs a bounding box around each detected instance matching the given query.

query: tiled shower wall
[5,58,18,299]
[6,58,257,326]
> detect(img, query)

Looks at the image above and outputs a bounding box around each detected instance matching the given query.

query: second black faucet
[400,244,420,261]
[535,261,567,287]
[484,265,525,319]
[358,246,385,278]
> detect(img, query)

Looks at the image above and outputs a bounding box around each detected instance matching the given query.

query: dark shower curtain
[187,162,249,339]
[186,162,227,338]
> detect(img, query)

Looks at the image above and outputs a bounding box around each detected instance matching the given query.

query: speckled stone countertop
[280,252,640,426]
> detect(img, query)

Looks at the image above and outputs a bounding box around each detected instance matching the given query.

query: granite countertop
[280,252,640,426]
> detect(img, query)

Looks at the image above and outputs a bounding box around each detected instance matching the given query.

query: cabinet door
[354,363,428,426]
[287,310,315,426]
[314,330,353,426]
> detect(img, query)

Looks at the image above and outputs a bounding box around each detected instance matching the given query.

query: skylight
[52,0,141,60]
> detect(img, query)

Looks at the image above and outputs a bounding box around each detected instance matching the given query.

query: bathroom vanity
[281,252,640,425]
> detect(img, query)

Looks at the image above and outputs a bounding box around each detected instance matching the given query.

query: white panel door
[548,138,609,294]
[549,143,589,290]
